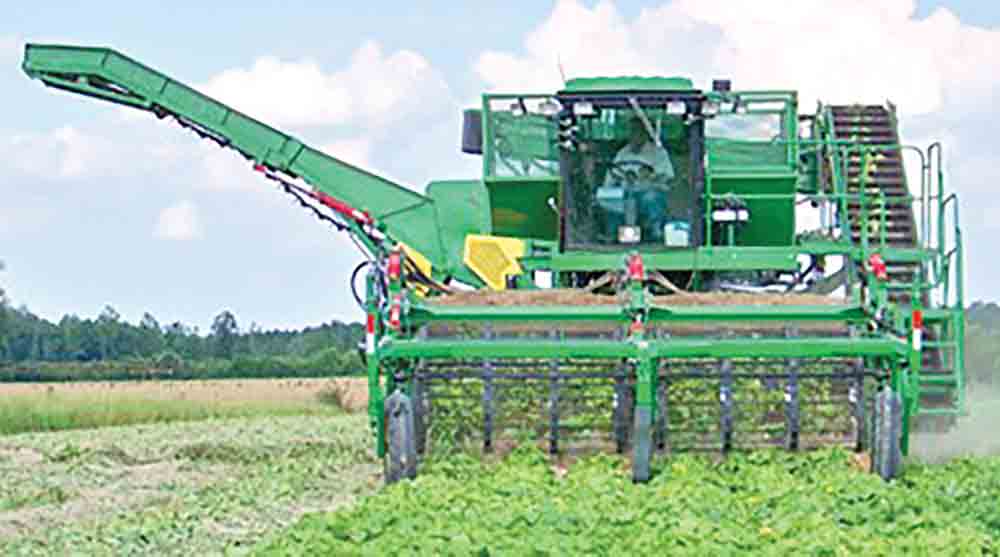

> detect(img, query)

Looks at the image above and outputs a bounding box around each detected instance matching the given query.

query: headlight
[712,208,750,223]
[618,225,641,243]
[573,101,595,116]
[666,100,687,115]
[539,98,561,116]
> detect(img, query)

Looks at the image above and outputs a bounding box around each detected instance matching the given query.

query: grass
[0,378,367,435]
[0,395,338,435]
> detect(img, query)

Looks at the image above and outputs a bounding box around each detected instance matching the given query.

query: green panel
[709,175,796,246]
[562,76,694,92]
[426,180,491,284]
[533,246,799,272]
[486,178,559,240]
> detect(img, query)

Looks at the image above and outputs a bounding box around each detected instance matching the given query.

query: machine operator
[609,115,675,184]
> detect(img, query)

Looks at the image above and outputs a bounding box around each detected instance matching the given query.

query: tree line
[0,299,365,381]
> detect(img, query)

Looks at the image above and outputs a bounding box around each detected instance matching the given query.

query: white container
[664,221,690,247]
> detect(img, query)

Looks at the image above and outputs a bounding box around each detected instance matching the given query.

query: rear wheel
[872,386,903,481]
[384,390,417,484]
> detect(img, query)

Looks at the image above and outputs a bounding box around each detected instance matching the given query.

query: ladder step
[922,341,957,349]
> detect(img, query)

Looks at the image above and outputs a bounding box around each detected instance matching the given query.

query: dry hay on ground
[0,377,369,412]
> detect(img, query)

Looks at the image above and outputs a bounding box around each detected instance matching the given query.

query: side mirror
[461,109,483,155]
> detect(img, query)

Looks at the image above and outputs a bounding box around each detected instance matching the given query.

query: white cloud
[155,201,202,240]
[476,1,653,93]
[200,40,451,129]
[4,125,117,180]
[476,0,1000,116]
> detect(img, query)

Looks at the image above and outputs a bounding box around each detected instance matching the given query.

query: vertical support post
[902,304,924,456]
[365,268,387,458]
[482,325,495,453]
[626,252,655,481]
[720,359,734,453]
[634,349,656,437]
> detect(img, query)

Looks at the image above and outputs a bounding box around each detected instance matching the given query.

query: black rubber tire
[384,391,418,484]
[632,406,652,483]
[872,386,903,481]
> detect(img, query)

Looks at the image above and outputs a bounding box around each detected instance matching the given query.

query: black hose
[350,260,371,310]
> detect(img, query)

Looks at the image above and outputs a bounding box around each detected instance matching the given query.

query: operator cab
[554,79,705,251]
[467,78,795,252]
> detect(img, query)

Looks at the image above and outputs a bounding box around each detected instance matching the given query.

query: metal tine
[609,327,622,453]
[655,379,668,453]
[613,362,629,454]
[784,327,801,451]
[850,358,866,452]
[548,329,560,456]
[413,326,429,457]
[720,359,734,453]
[482,324,495,453]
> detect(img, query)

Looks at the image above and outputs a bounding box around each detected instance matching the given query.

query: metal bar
[412,303,869,324]
[380,337,907,360]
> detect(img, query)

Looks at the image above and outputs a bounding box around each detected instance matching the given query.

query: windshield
[562,104,695,249]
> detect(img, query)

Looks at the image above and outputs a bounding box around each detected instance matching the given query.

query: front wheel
[872,386,903,481]
[632,406,652,483]
[384,390,417,484]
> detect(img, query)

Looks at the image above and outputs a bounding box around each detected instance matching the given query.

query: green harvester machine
[23,44,966,483]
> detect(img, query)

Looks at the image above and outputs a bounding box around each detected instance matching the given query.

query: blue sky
[2,1,998,332]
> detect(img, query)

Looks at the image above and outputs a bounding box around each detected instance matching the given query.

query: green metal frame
[21,44,965,469]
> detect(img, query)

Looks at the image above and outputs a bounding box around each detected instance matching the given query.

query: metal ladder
[829,105,961,420]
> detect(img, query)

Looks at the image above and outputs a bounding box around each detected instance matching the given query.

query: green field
[258,448,1000,556]
[2,384,999,556]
